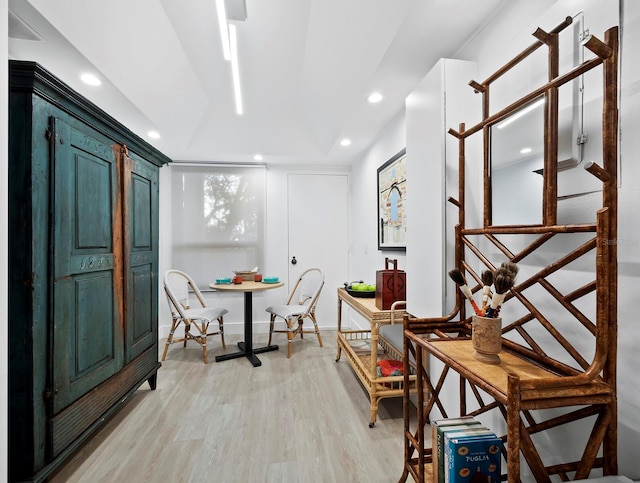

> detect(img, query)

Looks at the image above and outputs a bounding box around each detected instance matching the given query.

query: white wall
[349,0,638,478]
[405,58,479,318]
[346,112,406,329]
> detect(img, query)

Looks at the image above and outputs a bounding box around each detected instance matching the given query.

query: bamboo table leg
[507,374,521,483]
[336,298,343,361]
[369,324,380,427]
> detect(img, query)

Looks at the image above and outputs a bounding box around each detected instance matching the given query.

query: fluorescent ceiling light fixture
[367,92,383,103]
[80,73,101,86]
[520,147,532,154]
[229,23,243,115]
[216,0,231,61]
[497,98,544,129]
[147,131,161,139]
[340,138,351,146]
[253,154,263,161]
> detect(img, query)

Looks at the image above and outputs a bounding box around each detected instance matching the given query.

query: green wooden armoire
[8,61,171,482]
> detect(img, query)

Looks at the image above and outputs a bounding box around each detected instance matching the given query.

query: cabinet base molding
[41,357,160,482]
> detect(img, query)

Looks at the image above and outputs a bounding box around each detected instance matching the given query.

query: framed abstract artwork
[377,148,407,251]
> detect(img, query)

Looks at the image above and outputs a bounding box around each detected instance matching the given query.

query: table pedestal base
[215,342,279,367]
[210,284,285,367]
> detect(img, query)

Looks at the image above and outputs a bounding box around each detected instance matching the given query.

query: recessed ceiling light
[80,73,101,86]
[367,92,383,103]
[340,138,351,147]
[254,154,263,161]
[147,131,161,139]
[520,147,532,154]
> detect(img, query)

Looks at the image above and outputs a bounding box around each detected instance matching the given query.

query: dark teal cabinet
[8,61,170,482]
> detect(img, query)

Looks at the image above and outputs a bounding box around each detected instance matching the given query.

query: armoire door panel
[71,272,115,377]
[131,174,152,248]
[124,153,159,362]
[74,153,112,249]
[128,264,155,357]
[52,117,124,413]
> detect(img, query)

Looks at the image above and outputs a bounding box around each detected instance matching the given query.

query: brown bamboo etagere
[401,18,619,483]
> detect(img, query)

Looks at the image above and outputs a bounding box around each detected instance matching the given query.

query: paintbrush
[448,268,482,316]
[485,269,515,318]
[500,261,519,279]
[480,270,494,315]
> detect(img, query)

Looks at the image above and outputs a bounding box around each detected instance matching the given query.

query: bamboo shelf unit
[401,18,619,483]
[336,288,416,427]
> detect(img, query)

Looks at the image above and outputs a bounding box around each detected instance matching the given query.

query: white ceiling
[8,0,506,166]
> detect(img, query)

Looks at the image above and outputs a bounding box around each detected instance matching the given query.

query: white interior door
[287,173,349,328]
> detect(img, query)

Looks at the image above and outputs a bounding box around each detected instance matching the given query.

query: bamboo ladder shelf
[401,18,619,483]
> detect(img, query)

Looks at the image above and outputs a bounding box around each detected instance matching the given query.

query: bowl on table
[344,281,376,298]
[262,277,279,284]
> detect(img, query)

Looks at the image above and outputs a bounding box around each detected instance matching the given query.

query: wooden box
[375,258,406,310]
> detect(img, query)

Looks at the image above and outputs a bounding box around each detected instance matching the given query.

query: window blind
[170,164,266,289]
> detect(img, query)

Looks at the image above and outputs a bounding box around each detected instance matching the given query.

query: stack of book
[431,416,502,483]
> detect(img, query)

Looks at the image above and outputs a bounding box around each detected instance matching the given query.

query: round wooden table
[209,280,285,366]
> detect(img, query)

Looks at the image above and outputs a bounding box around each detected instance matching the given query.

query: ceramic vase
[472,315,502,364]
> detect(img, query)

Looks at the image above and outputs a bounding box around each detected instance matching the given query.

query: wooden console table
[335,287,415,427]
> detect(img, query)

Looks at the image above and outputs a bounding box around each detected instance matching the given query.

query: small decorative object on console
[375,257,406,309]
[376,359,403,388]
[471,315,502,364]
[344,280,376,298]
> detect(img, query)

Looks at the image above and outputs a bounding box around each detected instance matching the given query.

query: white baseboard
[158,321,339,340]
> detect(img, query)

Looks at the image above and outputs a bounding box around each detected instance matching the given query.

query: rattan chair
[163,269,227,363]
[266,268,325,358]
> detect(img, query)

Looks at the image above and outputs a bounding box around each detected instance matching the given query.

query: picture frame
[377,148,407,251]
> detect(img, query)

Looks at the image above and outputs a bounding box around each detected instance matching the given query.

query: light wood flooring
[50,330,423,483]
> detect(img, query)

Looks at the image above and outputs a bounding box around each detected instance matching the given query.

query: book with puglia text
[445,431,502,483]
[431,417,483,483]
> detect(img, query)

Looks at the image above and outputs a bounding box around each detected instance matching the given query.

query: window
[170,164,266,289]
